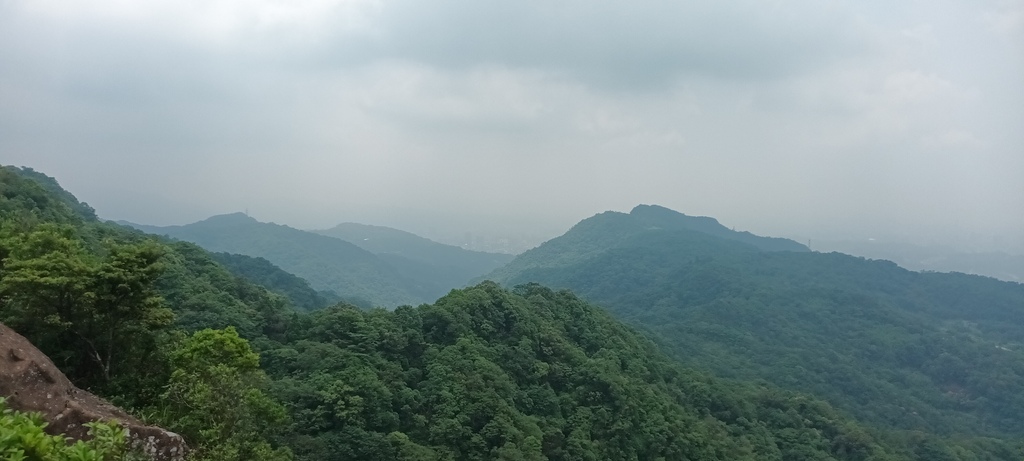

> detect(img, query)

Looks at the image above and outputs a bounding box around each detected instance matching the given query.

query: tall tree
[0,224,172,389]
[161,327,292,461]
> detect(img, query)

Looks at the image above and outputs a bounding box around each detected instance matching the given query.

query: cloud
[319,0,867,88]
[9,0,869,88]
[0,0,1021,252]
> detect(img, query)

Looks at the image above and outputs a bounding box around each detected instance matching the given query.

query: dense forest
[488,204,1024,453]
[209,251,343,311]
[2,166,1022,460]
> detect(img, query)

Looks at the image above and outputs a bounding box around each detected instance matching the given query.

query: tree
[0,225,173,390]
[161,327,292,461]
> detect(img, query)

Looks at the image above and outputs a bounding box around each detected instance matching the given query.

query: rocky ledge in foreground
[0,323,188,461]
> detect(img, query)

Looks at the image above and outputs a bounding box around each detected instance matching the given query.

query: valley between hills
[2,165,1023,460]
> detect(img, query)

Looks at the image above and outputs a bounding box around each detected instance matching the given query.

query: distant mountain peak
[483,204,809,284]
[630,204,676,215]
[630,204,723,226]
[196,212,259,225]
[626,204,807,252]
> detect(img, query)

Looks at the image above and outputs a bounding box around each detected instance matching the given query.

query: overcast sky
[2,0,1022,252]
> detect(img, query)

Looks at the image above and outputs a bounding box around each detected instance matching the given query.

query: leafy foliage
[0,398,134,461]
[0,224,173,395]
[0,166,295,457]
[488,207,1024,453]
[261,282,917,461]
[4,167,1022,461]
[0,167,94,227]
[159,327,292,460]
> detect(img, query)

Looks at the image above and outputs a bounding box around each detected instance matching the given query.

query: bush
[0,397,131,461]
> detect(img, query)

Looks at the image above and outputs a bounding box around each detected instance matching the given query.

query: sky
[2,0,1022,253]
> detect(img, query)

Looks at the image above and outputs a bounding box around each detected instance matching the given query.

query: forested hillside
[483,205,805,283]
[2,166,1021,460]
[487,205,1024,445]
[129,215,510,308]
[314,222,514,295]
[209,251,343,310]
[126,213,425,306]
[261,282,930,461]
[0,166,297,459]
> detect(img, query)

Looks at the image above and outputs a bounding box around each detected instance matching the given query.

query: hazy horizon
[103,201,1022,258]
[3,0,1021,254]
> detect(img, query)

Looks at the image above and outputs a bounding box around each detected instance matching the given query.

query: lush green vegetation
[3,166,1022,461]
[161,327,291,460]
[261,281,925,461]
[488,205,1024,450]
[1,398,136,461]
[1,166,298,459]
[209,252,342,310]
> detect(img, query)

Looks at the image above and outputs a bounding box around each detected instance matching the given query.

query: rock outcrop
[0,322,188,460]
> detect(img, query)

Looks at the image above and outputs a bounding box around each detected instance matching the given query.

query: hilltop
[486,204,1024,441]
[125,214,426,306]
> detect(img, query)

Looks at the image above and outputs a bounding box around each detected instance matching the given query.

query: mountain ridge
[314,221,514,295]
[5,165,1022,459]
[483,204,805,283]
[485,204,1024,441]
[124,214,516,307]
[122,213,424,306]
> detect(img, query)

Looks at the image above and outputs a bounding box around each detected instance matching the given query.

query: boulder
[0,322,188,460]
